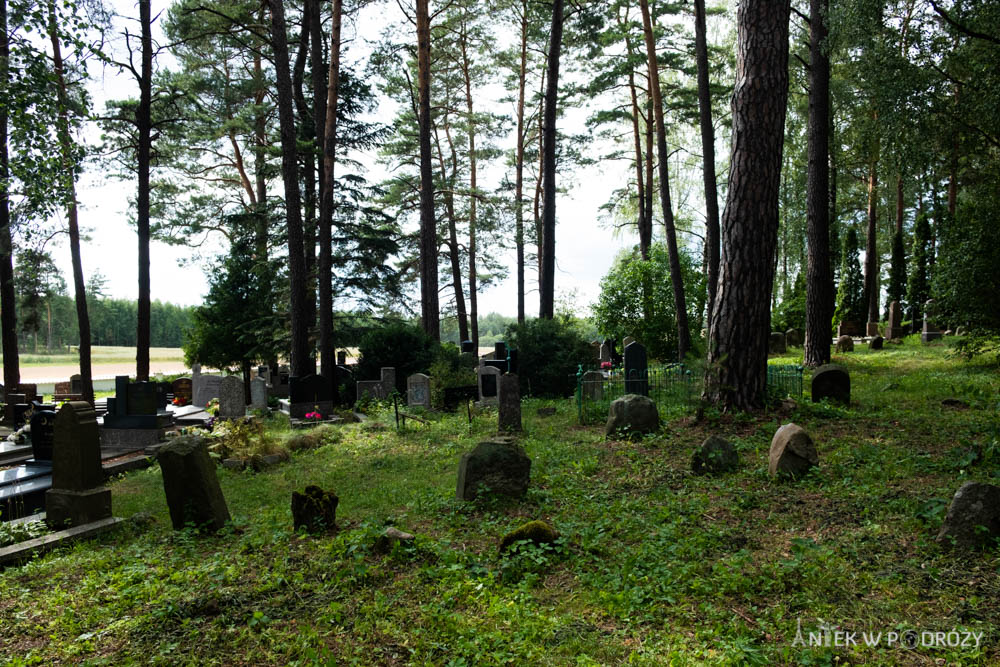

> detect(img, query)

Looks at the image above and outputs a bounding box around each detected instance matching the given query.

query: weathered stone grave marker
[45,402,112,527]
[250,377,268,410]
[498,374,522,432]
[624,341,648,396]
[157,435,230,532]
[407,373,431,409]
[217,376,245,419]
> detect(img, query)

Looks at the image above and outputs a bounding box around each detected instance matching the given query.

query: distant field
[1,346,185,367]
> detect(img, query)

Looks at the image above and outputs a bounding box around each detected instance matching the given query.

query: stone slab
[0,517,124,568]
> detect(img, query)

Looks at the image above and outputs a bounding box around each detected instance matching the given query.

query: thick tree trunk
[0,0,19,395]
[293,13,317,363]
[416,0,439,339]
[319,0,343,397]
[48,1,93,403]
[269,0,310,375]
[539,0,563,320]
[638,0,691,359]
[804,0,832,368]
[694,0,720,333]
[895,174,904,234]
[461,29,480,349]
[865,155,879,323]
[515,0,527,325]
[644,95,654,248]
[704,0,790,410]
[135,0,152,381]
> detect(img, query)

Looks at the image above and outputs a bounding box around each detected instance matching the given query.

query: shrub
[772,271,806,333]
[356,321,437,394]
[505,317,593,398]
[207,417,284,461]
[428,343,477,409]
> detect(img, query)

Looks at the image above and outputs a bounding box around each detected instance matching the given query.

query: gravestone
[356,367,395,402]
[785,328,802,347]
[691,436,739,475]
[337,350,347,366]
[507,349,519,375]
[250,377,268,410]
[837,321,864,337]
[158,435,230,532]
[937,482,1000,549]
[102,375,173,449]
[623,341,648,396]
[885,300,906,339]
[477,364,501,406]
[623,335,636,349]
[922,300,942,343]
[581,370,604,401]
[768,423,818,479]
[193,368,223,408]
[29,406,57,462]
[45,402,112,527]
[869,335,884,351]
[53,380,81,400]
[3,393,28,428]
[70,374,83,395]
[497,374,522,433]
[288,374,335,419]
[591,340,602,361]
[835,335,854,353]
[599,342,611,364]
[811,364,850,405]
[171,377,193,404]
[606,394,659,439]
[866,321,881,337]
[407,373,431,409]
[494,342,508,362]
[291,485,339,533]
[769,332,787,354]
[17,384,39,404]
[456,438,531,501]
[461,340,475,354]
[218,376,245,418]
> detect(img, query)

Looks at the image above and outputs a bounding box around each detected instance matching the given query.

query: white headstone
[407,373,431,409]
[250,377,268,410]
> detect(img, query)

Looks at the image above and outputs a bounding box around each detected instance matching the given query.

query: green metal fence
[576,363,692,425]
[766,364,804,398]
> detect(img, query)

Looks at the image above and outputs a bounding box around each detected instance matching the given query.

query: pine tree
[833,227,865,327]
[906,212,931,333]
[886,228,907,316]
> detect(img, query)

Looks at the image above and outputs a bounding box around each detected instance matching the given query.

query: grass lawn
[2,346,185,367]
[1,338,997,664]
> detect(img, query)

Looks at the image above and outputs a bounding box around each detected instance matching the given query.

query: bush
[504,317,593,398]
[356,321,438,394]
[428,343,477,409]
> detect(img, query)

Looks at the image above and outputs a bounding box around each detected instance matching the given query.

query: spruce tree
[907,213,931,333]
[833,227,865,327]
[886,228,907,317]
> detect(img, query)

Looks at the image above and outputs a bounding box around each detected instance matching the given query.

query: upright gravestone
[497,374,522,433]
[477,364,501,406]
[599,342,611,364]
[785,328,802,347]
[356,367,395,402]
[102,376,173,448]
[581,370,604,401]
[250,377,268,410]
[157,435,230,532]
[407,373,431,409]
[623,335,636,349]
[3,393,28,428]
[217,376,245,419]
[494,342,508,362]
[624,341,649,396]
[811,364,850,405]
[45,402,112,527]
[337,350,347,366]
[922,300,942,343]
[866,321,881,337]
[192,365,223,408]
[171,377,193,405]
[69,374,83,395]
[288,374,335,418]
[769,332,787,354]
[29,406,57,462]
[591,340,602,361]
[461,340,475,354]
[885,300,906,339]
[456,438,531,501]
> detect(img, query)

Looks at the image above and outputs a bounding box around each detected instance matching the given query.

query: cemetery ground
[1,341,998,664]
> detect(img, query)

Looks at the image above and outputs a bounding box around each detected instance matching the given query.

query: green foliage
[356,321,438,394]
[206,417,284,461]
[886,228,908,317]
[0,519,49,548]
[591,245,705,362]
[772,271,806,333]
[428,344,476,409]
[832,227,866,326]
[504,317,592,398]
[907,212,932,331]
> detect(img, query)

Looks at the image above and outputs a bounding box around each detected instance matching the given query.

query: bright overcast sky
[45,0,642,319]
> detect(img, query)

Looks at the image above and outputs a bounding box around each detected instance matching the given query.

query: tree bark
[895,174,904,234]
[704,0,790,410]
[319,0,343,396]
[515,0,527,325]
[624,27,649,260]
[416,0,439,339]
[865,152,879,324]
[0,0,19,396]
[48,1,93,403]
[694,0,720,332]
[804,0,831,367]
[539,0,563,320]
[293,12,317,362]
[135,0,152,381]
[638,0,690,359]
[460,25,480,349]
[269,0,310,375]
[434,122,469,344]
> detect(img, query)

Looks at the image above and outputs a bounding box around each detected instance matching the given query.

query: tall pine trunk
[804,0,832,367]
[269,0,310,375]
[638,0,690,359]
[514,0,527,325]
[694,0,720,332]
[624,28,649,260]
[416,0,439,339]
[0,0,19,396]
[704,0,790,410]
[293,14,317,363]
[435,123,469,343]
[135,0,152,381]
[319,0,343,396]
[48,0,93,403]
[460,27,480,349]
[539,0,563,320]
[865,152,879,324]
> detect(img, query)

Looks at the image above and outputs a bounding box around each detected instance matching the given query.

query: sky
[42,1,643,320]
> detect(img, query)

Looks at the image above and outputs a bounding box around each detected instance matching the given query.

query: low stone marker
[605,394,659,439]
[477,364,501,406]
[45,402,113,528]
[407,373,431,409]
[291,485,339,533]
[217,376,245,419]
[769,332,787,354]
[937,482,1000,549]
[785,328,802,347]
[869,335,884,351]
[497,374,522,433]
[811,364,850,405]
[456,438,531,501]
[768,423,818,478]
[157,435,230,532]
[499,520,558,553]
[691,436,739,475]
[835,335,854,353]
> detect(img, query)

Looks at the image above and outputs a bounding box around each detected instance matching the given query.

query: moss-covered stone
[498,520,559,553]
[291,485,339,533]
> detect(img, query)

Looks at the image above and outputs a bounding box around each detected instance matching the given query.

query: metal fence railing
[576,363,692,425]
[766,364,804,399]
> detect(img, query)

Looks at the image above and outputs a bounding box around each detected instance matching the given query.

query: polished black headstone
[624,341,649,396]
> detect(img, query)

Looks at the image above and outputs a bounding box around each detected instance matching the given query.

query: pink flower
[305,411,322,420]
[600,361,612,370]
